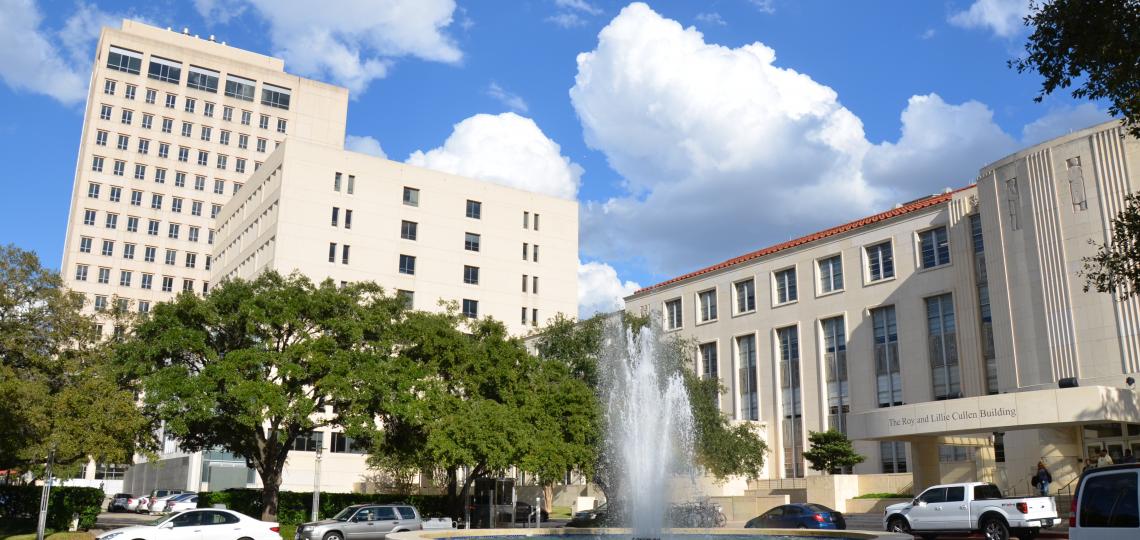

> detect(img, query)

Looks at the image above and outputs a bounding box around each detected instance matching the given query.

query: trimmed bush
[0,485,105,530]
[198,489,450,525]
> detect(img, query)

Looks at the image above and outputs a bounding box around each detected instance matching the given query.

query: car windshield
[805,504,834,513]
[333,507,360,521]
[149,514,175,526]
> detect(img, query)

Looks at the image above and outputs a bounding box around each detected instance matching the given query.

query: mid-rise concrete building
[626,120,1140,497]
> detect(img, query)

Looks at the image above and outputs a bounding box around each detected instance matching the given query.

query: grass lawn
[549,506,573,519]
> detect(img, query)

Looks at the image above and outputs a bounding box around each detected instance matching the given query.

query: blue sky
[0,0,1110,316]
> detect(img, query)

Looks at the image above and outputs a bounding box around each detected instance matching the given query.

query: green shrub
[0,485,105,530]
[197,489,450,525]
[853,492,912,499]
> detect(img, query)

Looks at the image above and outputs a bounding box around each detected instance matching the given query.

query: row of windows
[98,99,284,134]
[95,126,274,157]
[75,246,212,275]
[106,46,292,110]
[81,210,218,240]
[664,227,951,330]
[398,184,542,231]
[88,165,243,198]
[86,184,227,215]
[92,150,257,177]
[89,275,207,309]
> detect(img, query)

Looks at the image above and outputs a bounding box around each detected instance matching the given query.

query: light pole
[36,448,56,540]
[311,440,323,522]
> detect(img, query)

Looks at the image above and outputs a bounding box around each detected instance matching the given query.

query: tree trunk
[542,484,554,513]
[446,467,462,519]
[260,468,281,522]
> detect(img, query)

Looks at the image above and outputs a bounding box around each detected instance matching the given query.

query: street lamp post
[311,441,323,522]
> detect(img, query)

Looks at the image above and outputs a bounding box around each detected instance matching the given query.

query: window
[200,126,211,141]
[123,243,135,260]
[232,182,242,194]
[105,213,118,229]
[698,289,717,322]
[462,299,478,318]
[120,109,133,125]
[161,276,173,292]
[333,172,342,192]
[203,102,214,117]
[330,432,365,454]
[204,255,211,270]
[534,213,540,231]
[971,214,998,394]
[119,270,132,287]
[138,301,150,314]
[144,247,156,262]
[168,222,182,238]
[778,325,804,478]
[216,155,227,170]
[79,237,92,253]
[464,265,479,284]
[126,216,138,232]
[532,276,538,294]
[259,114,269,129]
[94,295,108,310]
[157,143,169,159]
[292,431,323,452]
[116,134,129,150]
[699,342,718,380]
[533,244,539,262]
[522,307,528,325]
[187,66,219,93]
[177,147,189,162]
[523,211,529,229]
[261,85,291,109]
[774,267,797,304]
[106,46,141,74]
[531,308,538,326]
[277,118,287,133]
[822,316,849,436]
[132,163,144,179]
[219,130,230,145]
[399,254,416,275]
[100,104,112,120]
[211,204,221,218]
[240,110,251,125]
[161,118,173,133]
[397,290,414,309]
[522,243,529,260]
[873,305,902,407]
[145,88,156,104]
[74,265,88,281]
[194,176,205,191]
[182,279,193,292]
[165,249,176,265]
[881,441,907,473]
[256,138,267,153]
[147,57,181,84]
[866,241,894,282]
[138,138,149,154]
[665,298,682,330]
[104,79,116,95]
[341,245,350,264]
[147,220,159,236]
[328,242,337,263]
[466,200,482,219]
[141,274,153,290]
[191,201,202,216]
[83,209,96,226]
[151,194,163,209]
[919,227,951,269]
[197,150,208,166]
[331,207,339,226]
[92,156,104,172]
[223,106,233,121]
[112,160,125,176]
[344,210,352,229]
[347,175,355,194]
[95,130,108,146]
[738,334,758,421]
[214,179,225,194]
[185,252,197,268]
[464,233,481,252]
[141,114,153,129]
[225,76,255,101]
[108,186,121,202]
[97,267,111,284]
[124,84,136,100]
[171,197,183,213]
[400,220,417,240]
[88,182,100,198]
[1078,471,1139,528]
[522,274,528,292]
[818,255,843,293]
[403,187,419,206]
[235,158,246,173]
[184,97,196,113]
[927,294,960,400]
[181,122,192,137]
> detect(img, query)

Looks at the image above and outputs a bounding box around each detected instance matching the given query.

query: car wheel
[323,533,343,540]
[887,516,911,535]
[982,516,1010,540]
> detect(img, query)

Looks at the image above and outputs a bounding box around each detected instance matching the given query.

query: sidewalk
[841,513,1068,539]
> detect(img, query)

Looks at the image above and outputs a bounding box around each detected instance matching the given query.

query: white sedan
[96,508,282,540]
[162,494,199,514]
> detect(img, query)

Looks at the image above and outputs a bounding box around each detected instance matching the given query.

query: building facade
[60,20,348,330]
[626,120,1140,495]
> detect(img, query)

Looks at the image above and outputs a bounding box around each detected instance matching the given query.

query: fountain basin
[389,527,911,540]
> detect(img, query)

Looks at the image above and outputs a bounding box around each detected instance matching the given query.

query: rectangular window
[774,267,797,304]
[331,207,340,226]
[330,432,365,454]
[138,301,150,314]
[400,220,418,240]
[97,268,111,284]
[144,246,156,262]
[112,160,125,176]
[116,134,129,150]
[119,270,132,287]
[161,276,173,292]
[328,243,337,263]
[532,276,538,294]
[151,194,163,209]
[291,431,323,452]
[397,290,414,309]
[531,308,538,326]
[971,215,998,394]
[168,223,180,239]
[466,200,482,219]
[403,187,419,206]
[124,84,136,100]
[333,172,342,192]
[141,273,153,290]
[211,204,221,219]
[141,114,153,130]
[464,265,479,285]
[171,197,183,213]
[197,150,209,166]
[147,56,181,84]
[132,163,144,180]
[88,183,101,198]
[200,126,211,141]
[203,102,214,117]
[213,179,225,194]
[105,213,118,229]
[256,138,267,153]
[698,288,717,322]
[123,243,135,260]
[186,66,219,93]
[225,76,256,101]
[137,138,149,154]
[182,279,193,292]
[259,114,269,129]
[866,241,895,282]
[523,243,529,260]
[106,46,142,74]
[95,130,108,146]
[818,255,844,293]
[344,209,352,229]
[181,121,192,137]
[94,295,108,309]
[522,307,528,325]
[534,213,540,231]
[191,201,202,217]
[188,227,199,243]
[74,265,88,281]
[120,109,132,125]
[522,274,528,292]
[700,342,718,380]
[464,232,481,252]
[223,106,233,121]
[523,211,529,229]
[165,249,176,265]
[104,79,116,95]
[919,227,951,269]
[145,88,156,104]
[235,158,246,174]
[665,298,683,330]
[156,143,169,159]
[822,316,849,437]
[147,219,159,236]
[341,245,350,265]
[261,84,291,109]
[126,216,138,232]
[881,441,908,473]
[737,334,758,421]
[194,176,205,191]
[778,325,804,478]
[462,299,478,318]
[101,240,114,256]
[177,147,189,162]
[108,186,122,202]
[184,97,196,113]
[100,104,112,120]
[83,209,96,226]
[399,254,416,275]
[346,175,355,194]
[873,306,903,408]
[277,118,287,133]
[927,294,960,400]
[79,237,92,253]
[216,155,227,170]
[240,110,251,125]
[185,252,197,268]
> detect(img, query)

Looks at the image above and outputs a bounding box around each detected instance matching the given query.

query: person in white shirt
[1096,449,1115,467]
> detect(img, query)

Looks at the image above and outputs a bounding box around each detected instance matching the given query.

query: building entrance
[1083,423,1140,463]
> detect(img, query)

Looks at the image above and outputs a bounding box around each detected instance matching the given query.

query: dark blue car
[745,503,847,530]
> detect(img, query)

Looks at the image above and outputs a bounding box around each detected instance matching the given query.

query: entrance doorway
[1083,423,1140,463]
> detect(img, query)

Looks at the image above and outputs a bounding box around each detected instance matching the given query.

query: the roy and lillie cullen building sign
[887,407,1018,429]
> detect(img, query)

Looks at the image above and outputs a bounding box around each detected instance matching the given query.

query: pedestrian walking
[1030,462,1052,496]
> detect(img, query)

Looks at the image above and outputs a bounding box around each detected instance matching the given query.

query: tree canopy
[0,244,148,476]
[802,429,865,474]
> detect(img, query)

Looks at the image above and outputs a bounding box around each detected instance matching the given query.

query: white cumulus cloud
[949,0,1030,38]
[345,134,387,158]
[194,0,462,95]
[578,260,641,318]
[1020,103,1112,146]
[555,0,602,15]
[695,12,727,26]
[407,112,582,200]
[486,82,528,113]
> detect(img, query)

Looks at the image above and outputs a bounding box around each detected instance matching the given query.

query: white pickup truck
[883,482,1058,540]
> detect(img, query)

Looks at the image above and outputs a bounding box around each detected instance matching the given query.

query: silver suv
[296,504,422,540]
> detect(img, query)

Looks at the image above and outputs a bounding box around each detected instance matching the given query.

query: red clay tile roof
[630,185,975,297]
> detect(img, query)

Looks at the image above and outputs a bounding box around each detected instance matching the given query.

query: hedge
[198,489,451,526]
[0,485,105,531]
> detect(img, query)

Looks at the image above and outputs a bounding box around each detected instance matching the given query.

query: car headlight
[299,525,310,532]
[100,533,122,540]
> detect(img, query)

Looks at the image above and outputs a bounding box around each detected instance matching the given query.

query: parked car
[1070,462,1140,540]
[143,492,194,514]
[95,508,281,540]
[746,503,846,530]
[125,496,145,512]
[163,493,199,514]
[883,482,1058,540]
[135,490,187,513]
[567,502,615,528]
[295,504,423,540]
[107,493,134,512]
[512,501,549,523]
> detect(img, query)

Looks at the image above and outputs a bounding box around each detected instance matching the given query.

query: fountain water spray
[601,320,697,539]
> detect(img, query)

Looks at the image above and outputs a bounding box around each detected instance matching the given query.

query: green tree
[685,373,769,480]
[118,272,405,520]
[1082,193,1140,297]
[1012,0,1140,137]
[802,429,865,474]
[0,245,149,476]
